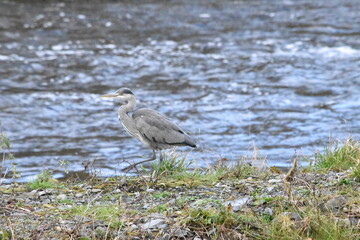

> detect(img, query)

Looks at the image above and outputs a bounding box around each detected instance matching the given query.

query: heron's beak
[100,93,118,98]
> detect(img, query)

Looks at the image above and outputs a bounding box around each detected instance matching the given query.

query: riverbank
[0,158,359,240]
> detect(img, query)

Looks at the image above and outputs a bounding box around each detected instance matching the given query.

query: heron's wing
[132,108,196,147]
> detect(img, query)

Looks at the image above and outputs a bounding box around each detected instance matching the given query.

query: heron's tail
[185,135,197,148]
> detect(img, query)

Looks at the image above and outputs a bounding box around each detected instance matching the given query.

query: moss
[152,191,170,199]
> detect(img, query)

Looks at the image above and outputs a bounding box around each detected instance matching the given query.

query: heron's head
[100,87,135,101]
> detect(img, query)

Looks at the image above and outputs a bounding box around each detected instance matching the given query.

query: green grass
[152,191,170,199]
[153,153,267,188]
[152,150,191,176]
[314,138,360,181]
[268,207,358,240]
[148,204,168,213]
[70,204,124,228]
[185,203,239,228]
[1,124,18,180]
[27,169,63,189]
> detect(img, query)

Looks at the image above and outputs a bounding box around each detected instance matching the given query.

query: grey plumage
[101,87,196,170]
[133,108,196,149]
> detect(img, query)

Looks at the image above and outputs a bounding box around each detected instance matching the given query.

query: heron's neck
[118,96,138,136]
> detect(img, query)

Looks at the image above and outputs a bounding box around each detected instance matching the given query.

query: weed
[59,160,69,174]
[183,202,249,239]
[27,169,61,189]
[57,199,74,205]
[338,178,352,185]
[152,150,191,177]
[70,204,124,228]
[314,138,360,178]
[152,191,170,199]
[0,123,18,182]
[269,207,358,240]
[148,204,168,213]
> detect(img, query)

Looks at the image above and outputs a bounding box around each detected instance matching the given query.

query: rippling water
[1,0,360,182]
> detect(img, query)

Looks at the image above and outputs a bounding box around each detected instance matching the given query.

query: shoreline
[0,164,359,240]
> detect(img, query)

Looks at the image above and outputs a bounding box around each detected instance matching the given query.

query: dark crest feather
[116,88,133,95]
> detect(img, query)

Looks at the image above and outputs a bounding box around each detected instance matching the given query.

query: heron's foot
[122,151,157,172]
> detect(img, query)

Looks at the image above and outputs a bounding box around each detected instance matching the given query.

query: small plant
[184,202,247,239]
[59,159,69,174]
[70,204,124,228]
[148,204,168,213]
[152,191,170,199]
[0,123,18,182]
[338,178,352,185]
[27,169,60,189]
[152,150,191,176]
[314,138,360,180]
[219,160,256,180]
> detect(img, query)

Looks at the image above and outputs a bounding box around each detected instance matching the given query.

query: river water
[1,0,359,182]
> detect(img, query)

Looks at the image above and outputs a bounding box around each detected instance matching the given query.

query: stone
[167,199,176,205]
[349,217,359,226]
[75,193,83,198]
[24,190,37,199]
[56,194,67,201]
[268,179,282,183]
[41,199,51,204]
[334,217,351,227]
[91,189,102,193]
[279,212,301,222]
[224,196,251,212]
[263,207,273,216]
[141,219,167,230]
[172,228,188,238]
[128,224,138,231]
[38,191,47,196]
[266,186,275,192]
[325,196,347,212]
[149,213,165,218]
[158,234,170,240]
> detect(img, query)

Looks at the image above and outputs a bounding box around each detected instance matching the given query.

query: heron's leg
[159,151,163,163]
[122,150,157,172]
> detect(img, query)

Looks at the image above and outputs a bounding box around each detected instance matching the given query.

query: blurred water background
[1,0,359,182]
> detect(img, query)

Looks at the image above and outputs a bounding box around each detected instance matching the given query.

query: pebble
[266,186,275,192]
[42,199,51,204]
[224,196,251,212]
[325,196,348,212]
[349,217,359,226]
[167,199,176,205]
[91,189,102,193]
[279,212,302,221]
[38,191,47,196]
[146,188,155,193]
[75,193,83,198]
[158,234,170,240]
[58,205,72,210]
[129,224,138,231]
[268,179,282,183]
[173,228,188,237]
[141,219,167,230]
[23,190,37,199]
[263,207,273,216]
[56,194,67,201]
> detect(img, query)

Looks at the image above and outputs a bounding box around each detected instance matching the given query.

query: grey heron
[101,87,196,170]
